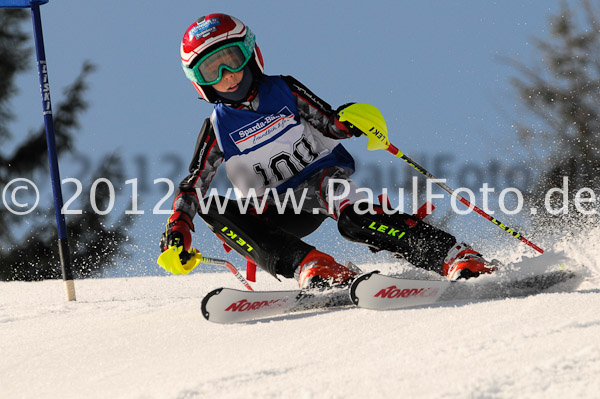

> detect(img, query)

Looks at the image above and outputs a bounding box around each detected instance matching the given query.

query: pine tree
[0,9,132,281]
[510,0,600,222]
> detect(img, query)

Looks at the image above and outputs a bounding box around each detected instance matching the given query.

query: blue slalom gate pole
[1,0,76,300]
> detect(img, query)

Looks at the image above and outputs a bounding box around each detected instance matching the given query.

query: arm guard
[172,118,224,219]
[281,75,350,140]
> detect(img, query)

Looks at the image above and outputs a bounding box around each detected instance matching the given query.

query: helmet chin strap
[214,66,254,103]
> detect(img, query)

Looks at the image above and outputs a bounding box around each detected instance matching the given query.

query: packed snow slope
[2,230,600,399]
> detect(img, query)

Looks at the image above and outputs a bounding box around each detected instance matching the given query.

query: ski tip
[201,287,223,320]
[349,271,379,305]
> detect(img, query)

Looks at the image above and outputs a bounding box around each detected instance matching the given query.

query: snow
[2,235,600,399]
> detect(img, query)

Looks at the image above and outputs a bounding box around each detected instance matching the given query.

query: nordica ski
[201,285,352,324]
[349,270,577,311]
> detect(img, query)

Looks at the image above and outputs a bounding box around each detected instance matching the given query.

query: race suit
[170,75,456,278]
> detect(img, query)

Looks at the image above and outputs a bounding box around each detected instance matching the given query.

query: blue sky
[6,0,574,275]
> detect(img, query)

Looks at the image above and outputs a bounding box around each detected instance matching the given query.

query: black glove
[159,211,194,264]
[331,103,364,138]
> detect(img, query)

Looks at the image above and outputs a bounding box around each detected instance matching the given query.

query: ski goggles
[183,30,255,85]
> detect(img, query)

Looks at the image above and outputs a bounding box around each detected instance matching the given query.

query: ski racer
[159,13,496,288]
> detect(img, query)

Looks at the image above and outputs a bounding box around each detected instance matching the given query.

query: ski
[202,269,578,322]
[201,285,352,324]
[350,269,578,311]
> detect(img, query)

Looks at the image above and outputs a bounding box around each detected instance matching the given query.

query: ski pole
[383,144,543,254]
[337,103,544,254]
[157,247,254,290]
[193,251,254,291]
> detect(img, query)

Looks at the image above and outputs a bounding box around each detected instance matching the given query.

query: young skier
[159,13,496,287]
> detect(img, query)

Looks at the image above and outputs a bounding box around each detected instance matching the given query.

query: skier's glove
[330,103,364,138]
[159,211,195,264]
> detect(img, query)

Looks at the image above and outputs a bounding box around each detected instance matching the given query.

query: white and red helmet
[180,13,264,103]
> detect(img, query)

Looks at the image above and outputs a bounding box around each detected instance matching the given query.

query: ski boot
[443,243,497,281]
[296,249,358,289]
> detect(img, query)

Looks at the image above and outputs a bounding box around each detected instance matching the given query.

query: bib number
[253,137,319,186]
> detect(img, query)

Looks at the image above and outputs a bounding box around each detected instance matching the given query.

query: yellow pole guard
[157,246,202,275]
[336,103,400,154]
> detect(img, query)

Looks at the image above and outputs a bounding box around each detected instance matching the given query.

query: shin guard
[337,203,456,273]
[199,198,314,278]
